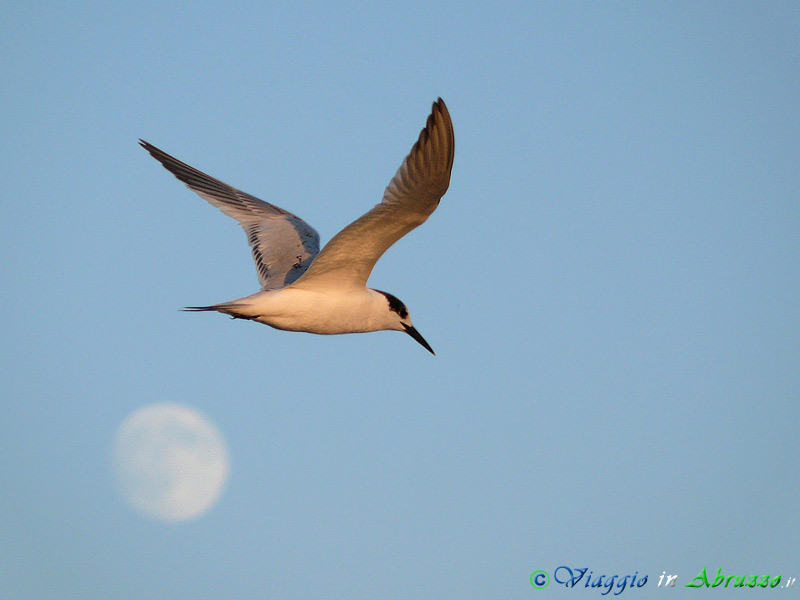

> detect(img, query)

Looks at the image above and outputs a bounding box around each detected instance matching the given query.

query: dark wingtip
[139,139,163,160]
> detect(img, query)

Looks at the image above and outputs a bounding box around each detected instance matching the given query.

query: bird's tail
[183,302,256,321]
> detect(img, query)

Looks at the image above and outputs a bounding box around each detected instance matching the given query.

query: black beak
[402,324,435,355]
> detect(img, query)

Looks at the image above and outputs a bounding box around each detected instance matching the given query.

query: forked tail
[182,303,256,320]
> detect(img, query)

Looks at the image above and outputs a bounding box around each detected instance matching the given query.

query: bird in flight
[140,98,454,354]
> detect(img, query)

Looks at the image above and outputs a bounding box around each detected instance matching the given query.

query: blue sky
[2,2,798,598]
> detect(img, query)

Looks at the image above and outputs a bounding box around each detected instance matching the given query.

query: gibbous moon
[112,403,229,522]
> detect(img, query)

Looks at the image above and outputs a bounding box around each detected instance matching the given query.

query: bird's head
[373,290,434,355]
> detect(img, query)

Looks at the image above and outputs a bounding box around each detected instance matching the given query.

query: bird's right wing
[140,141,320,290]
[292,98,454,290]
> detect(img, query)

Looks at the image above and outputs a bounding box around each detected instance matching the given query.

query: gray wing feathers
[139,140,320,290]
[294,98,454,288]
[245,215,319,288]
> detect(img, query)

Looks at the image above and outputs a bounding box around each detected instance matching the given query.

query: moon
[112,403,230,522]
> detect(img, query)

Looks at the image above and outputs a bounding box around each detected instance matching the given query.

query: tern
[140,98,454,354]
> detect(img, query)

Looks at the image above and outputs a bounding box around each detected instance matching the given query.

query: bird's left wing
[140,141,320,290]
[292,98,454,290]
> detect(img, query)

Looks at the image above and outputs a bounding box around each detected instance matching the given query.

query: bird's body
[141,99,454,354]
[191,287,402,335]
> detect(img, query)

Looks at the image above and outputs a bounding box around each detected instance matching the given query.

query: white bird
[140,98,454,354]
